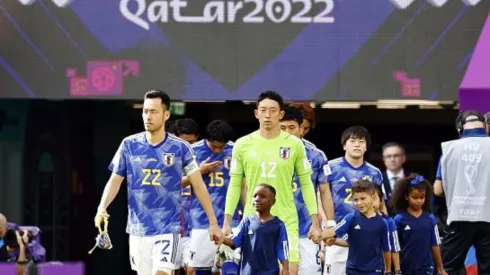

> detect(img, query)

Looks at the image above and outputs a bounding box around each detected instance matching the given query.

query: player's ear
[164,109,170,121]
[254,109,259,119]
[279,110,284,120]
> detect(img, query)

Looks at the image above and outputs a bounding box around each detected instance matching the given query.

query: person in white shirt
[381,142,410,216]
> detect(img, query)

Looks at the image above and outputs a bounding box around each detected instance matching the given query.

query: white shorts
[189,228,240,272]
[324,245,348,275]
[129,233,180,275]
[299,238,322,275]
[175,236,191,269]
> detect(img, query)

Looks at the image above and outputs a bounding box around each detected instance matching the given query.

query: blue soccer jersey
[232,215,289,275]
[181,186,192,237]
[109,132,199,236]
[191,140,241,229]
[394,212,441,274]
[328,157,383,223]
[293,142,331,237]
[334,211,391,274]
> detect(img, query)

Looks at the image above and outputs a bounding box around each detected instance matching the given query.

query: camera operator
[0,213,29,275]
[433,110,490,274]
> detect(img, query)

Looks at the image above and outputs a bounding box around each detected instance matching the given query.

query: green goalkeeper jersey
[224,130,318,222]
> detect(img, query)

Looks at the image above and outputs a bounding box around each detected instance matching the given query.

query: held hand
[438,269,448,275]
[307,223,322,244]
[281,268,289,275]
[209,224,224,245]
[222,224,233,237]
[200,157,222,174]
[326,238,336,246]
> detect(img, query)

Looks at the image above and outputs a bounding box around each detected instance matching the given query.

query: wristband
[394,271,402,274]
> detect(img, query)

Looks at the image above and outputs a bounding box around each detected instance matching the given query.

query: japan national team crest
[224,157,232,169]
[163,153,175,167]
[279,147,291,159]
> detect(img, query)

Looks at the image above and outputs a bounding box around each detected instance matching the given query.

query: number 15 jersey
[109,132,199,237]
[328,157,383,223]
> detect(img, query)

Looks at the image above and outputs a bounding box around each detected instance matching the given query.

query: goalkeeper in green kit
[223,91,321,275]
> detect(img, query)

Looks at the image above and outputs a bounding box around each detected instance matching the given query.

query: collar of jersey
[461,128,487,138]
[342,157,366,170]
[253,130,284,141]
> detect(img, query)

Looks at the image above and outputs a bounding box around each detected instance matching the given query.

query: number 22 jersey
[109,132,199,236]
[328,157,383,223]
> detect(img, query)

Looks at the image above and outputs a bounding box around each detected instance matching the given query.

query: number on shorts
[155,239,171,255]
[344,188,352,204]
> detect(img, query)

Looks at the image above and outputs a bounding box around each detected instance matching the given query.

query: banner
[0,0,488,101]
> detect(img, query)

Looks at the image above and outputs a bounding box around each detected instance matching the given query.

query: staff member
[381,142,410,216]
[434,110,490,274]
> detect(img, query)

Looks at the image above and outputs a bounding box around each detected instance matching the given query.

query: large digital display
[0,0,488,101]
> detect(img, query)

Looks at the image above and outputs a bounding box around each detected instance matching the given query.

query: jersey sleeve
[182,142,199,176]
[231,217,248,248]
[429,214,442,246]
[317,152,331,185]
[225,142,245,216]
[276,222,289,261]
[435,157,442,180]
[388,217,400,252]
[381,219,391,252]
[108,140,127,177]
[373,169,383,186]
[333,212,354,238]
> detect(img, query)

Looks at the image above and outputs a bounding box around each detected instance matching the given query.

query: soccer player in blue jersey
[323,126,384,275]
[183,120,242,275]
[221,184,289,275]
[94,90,223,275]
[279,106,333,275]
[391,174,447,275]
[322,180,391,275]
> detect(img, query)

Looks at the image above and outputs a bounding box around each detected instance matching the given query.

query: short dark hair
[205,120,234,143]
[289,102,316,128]
[257,183,276,197]
[256,91,283,109]
[174,118,199,136]
[280,106,303,126]
[341,126,371,147]
[382,142,405,155]
[144,90,171,110]
[352,180,375,195]
[455,109,486,133]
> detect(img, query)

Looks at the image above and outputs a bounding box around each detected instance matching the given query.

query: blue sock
[195,269,212,275]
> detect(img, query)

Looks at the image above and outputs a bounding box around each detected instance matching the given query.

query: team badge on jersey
[224,157,232,169]
[279,147,291,159]
[163,153,175,167]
